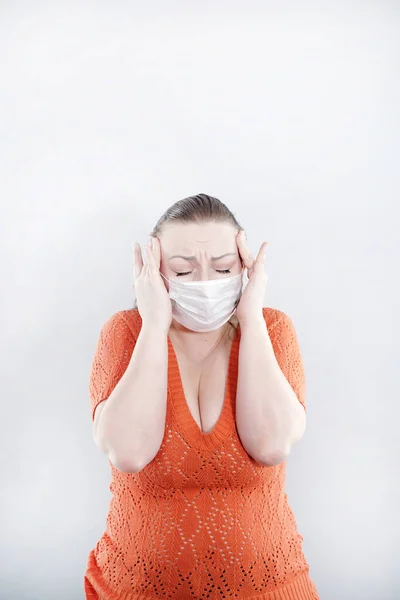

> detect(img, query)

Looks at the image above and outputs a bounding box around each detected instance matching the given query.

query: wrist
[140,319,171,337]
[237,310,265,330]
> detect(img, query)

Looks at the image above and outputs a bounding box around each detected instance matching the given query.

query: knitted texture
[84,308,319,600]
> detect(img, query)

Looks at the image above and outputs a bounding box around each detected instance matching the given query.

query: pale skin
[135,221,306,465]
[93,221,306,471]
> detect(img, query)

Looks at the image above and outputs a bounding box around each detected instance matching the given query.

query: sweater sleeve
[265,309,307,411]
[88,311,137,421]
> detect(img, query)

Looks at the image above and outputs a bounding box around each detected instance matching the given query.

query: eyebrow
[168,253,237,261]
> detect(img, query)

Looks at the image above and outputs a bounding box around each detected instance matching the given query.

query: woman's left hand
[235,230,269,325]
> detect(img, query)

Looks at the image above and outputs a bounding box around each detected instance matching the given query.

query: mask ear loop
[159,271,172,293]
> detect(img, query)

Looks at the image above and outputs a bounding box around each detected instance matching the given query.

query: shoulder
[119,308,142,335]
[99,308,142,341]
[261,306,293,334]
[261,306,301,348]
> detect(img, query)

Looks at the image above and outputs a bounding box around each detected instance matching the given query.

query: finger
[146,237,158,273]
[252,242,269,272]
[152,236,162,270]
[236,230,254,269]
[145,240,152,269]
[133,242,143,280]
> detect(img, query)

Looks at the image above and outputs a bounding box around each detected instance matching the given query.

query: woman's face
[158,221,243,285]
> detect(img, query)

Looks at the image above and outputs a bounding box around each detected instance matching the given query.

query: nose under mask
[159,271,244,332]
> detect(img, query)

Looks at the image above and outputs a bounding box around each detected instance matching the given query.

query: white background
[1,2,399,599]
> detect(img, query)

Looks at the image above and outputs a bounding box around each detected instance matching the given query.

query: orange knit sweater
[84,307,319,600]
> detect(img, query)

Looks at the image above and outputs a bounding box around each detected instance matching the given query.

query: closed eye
[176,269,231,277]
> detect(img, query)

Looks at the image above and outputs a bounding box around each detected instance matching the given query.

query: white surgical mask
[160,271,244,332]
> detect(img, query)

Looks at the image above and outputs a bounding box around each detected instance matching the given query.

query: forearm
[236,316,306,465]
[96,323,168,471]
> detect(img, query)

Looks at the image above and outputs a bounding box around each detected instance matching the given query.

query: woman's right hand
[133,236,172,332]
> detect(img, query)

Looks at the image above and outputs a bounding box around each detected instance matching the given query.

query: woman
[84,193,320,599]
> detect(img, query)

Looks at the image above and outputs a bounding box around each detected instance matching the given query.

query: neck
[169,321,230,361]
[169,319,229,337]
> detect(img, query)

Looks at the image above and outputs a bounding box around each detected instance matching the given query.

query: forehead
[159,221,238,253]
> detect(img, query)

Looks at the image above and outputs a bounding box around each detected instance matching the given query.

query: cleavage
[177,344,231,433]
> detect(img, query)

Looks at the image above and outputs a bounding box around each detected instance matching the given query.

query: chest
[173,342,232,434]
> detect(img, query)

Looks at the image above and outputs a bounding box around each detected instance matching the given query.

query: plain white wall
[1,2,399,599]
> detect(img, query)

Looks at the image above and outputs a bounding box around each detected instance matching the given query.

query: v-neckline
[167,328,241,451]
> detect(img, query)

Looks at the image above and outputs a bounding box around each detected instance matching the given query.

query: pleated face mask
[160,271,244,332]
